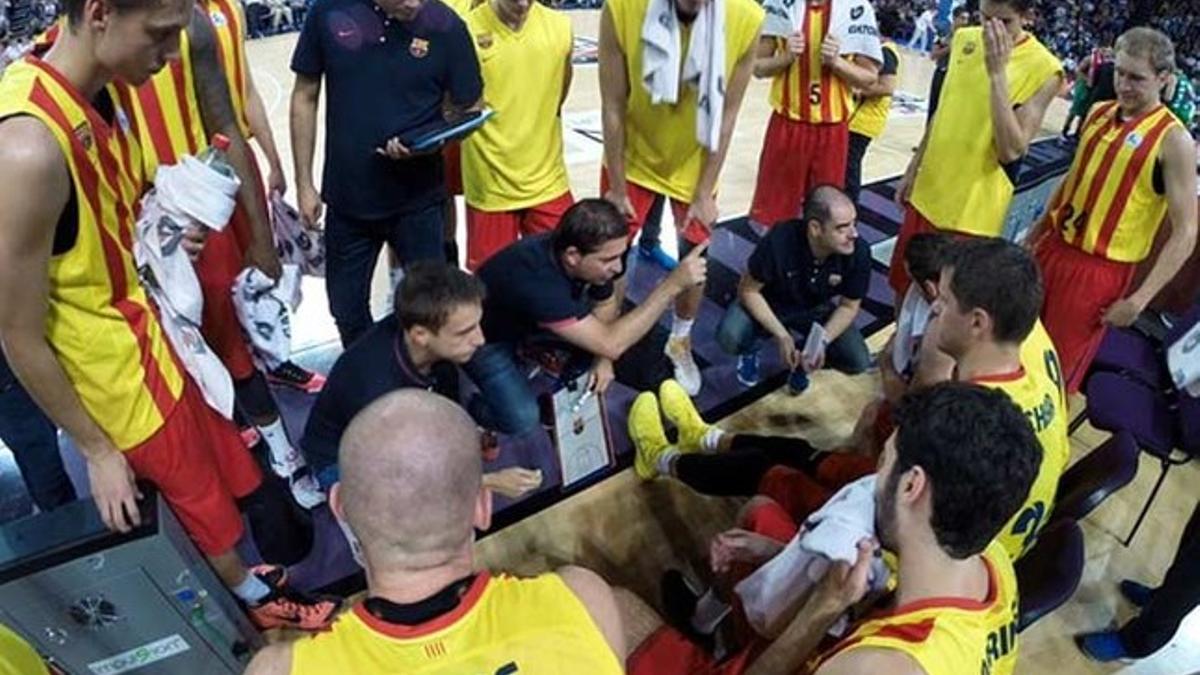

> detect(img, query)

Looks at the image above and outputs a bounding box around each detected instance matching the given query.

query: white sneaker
[664,336,702,396]
[289,472,326,510]
[268,444,305,480]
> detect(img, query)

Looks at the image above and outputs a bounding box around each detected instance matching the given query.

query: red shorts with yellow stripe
[125,380,261,556]
[749,113,849,227]
[465,192,575,270]
[599,168,710,245]
[1036,232,1135,394]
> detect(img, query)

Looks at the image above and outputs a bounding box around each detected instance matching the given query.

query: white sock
[658,448,680,477]
[259,419,301,467]
[232,571,271,604]
[671,314,695,339]
[701,428,725,454]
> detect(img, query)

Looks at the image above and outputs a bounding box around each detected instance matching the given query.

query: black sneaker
[267,361,327,394]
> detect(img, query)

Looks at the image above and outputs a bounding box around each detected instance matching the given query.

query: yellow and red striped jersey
[203,0,253,139]
[1044,101,1183,262]
[769,1,855,124]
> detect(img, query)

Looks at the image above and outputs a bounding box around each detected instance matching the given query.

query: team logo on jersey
[72,122,93,151]
[962,41,977,55]
[477,32,493,49]
[850,5,864,20]
[209,9,227,26]
[828,273,843,287]
[1125,132,1143,149]
[410,37,430,58]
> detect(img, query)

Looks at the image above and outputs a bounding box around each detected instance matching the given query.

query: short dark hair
[905,232,954,286]
[801,184,851,229]
[395,261,486,333]
[892,382,1041,559]
[64,0,154,25]
[990,0,1036,12]
[551,199,628,257]
[946,238,1043,344]
[952,5,970,18]
[877,8,901,37]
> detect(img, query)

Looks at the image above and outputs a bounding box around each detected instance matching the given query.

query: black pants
[844,132,873,203]
[1119,500,1200,657]
[927,67,948,125]
[673,434,824,497]
[0,356,76,512]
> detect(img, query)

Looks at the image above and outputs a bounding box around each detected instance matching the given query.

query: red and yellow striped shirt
[1044,101,1183,262]
[127,26,208,182]
[204,0,253,139]
[769,1,852,124]
[0,57,185,449]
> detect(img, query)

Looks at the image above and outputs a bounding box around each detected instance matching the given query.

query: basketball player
[125,3,324,508]
[1029,27,1197,394]
[628,382,1040,674]
[845,8,900,201]
[889,0,1062,296]
[599,0,764,396]
[0,0,336,630]
[461,0,575,271]
[632,239,1068,561]
[246,390,626,674]
[748,0,882,224]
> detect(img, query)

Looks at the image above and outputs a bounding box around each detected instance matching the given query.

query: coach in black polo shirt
[290,0,483,347]
[717,185,872,388]
[463,199,708,435]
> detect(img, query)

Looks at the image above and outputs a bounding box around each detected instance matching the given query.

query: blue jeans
[325,202,445,346]
[716,301,872,375]
[0,356,76,512]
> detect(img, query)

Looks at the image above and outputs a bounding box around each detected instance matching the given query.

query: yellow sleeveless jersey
[607,0,763,202]
[0,58,185,449]
[973,321,1069,560]
[809,540,1020,675]
[1044,101,1182,263]
[204,0,253,139]
[289,573,623,674]
[769,1,853,124]
[462,2,572,211]
[0,624,48,675]
[910,27,1061,237]
[848,41,899,139]
[127,26,208,182]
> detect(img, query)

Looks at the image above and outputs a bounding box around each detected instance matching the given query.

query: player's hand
[983,18,1013,76]
[246,238,282,280]
[483,467,543,499]
[812,538,878,613]
[603,187,637,222]
[667,241,709,292]
[87,447,143,533]
[180,224,208,261]
[267,163,287,197]
[710,528,785,574]
[685,194,719,234]
[775,333,800,371]
[1103,297,1143,328]
[820,33,841,67]
[786,30,807,56]
[376,137,416,160]
[894,165,916,206]
[298,183,324,229]
[590,358,616,394]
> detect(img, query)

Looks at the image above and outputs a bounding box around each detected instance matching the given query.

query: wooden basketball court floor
[243,11,1200,673]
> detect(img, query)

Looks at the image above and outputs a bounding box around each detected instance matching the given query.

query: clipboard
[550,374,614,488]
[391,109,495,153]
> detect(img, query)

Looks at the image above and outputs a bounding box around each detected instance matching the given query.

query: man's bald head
[338,390,483,570]
[802,185,855,229]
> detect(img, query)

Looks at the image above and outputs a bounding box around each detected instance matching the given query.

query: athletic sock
[232,572,272,605]
[670,314,694,340]
[259,419,300,468]
[700,428,725,454]
[658,448,680,477]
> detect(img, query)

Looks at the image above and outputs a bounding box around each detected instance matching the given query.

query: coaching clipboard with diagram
[550,374,614,488]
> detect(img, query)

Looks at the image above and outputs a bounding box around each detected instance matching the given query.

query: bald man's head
[338,390,483,570]
[802,185,858,256]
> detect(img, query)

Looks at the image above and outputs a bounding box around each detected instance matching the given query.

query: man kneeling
[248,390,626,673]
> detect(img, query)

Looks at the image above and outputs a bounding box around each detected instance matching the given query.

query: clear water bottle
[196,133,235,178]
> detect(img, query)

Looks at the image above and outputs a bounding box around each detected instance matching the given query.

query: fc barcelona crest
[72,122,92,151]
[477,32,493,49]
[410,37,429,58]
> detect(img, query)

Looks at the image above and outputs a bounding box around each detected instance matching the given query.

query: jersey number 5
[809,83,822,105]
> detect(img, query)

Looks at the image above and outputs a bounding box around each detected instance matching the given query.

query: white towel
[640,0,726,150]
[1167,320,1200,398]
[735,474,889,638]
[892,286,932,377]
[271,194,326,277]
[760,0,883,67]
[232,265,302,371]
[134,157,241,419]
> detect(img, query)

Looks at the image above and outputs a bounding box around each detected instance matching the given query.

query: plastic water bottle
[196,133,235,178]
